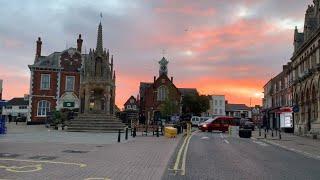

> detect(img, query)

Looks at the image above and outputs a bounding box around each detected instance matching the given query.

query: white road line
[224,139,230,144]
[220,133,224,138]
[200,136,209,140]
[252,140,268,147]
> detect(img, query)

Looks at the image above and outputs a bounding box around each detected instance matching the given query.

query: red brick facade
[139,74,181,123]
[28,35,83,124]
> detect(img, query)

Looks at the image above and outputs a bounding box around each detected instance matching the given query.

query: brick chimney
[36,37,42,58]
[154,76,156,83]
[171,77,173,82]
[77,34,83,53]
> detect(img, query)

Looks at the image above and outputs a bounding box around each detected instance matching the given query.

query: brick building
[139,57,182,124]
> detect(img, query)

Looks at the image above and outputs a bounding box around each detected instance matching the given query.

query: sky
[0,0,311,108]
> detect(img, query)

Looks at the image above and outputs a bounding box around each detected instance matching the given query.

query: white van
[191,116,200,127]
[191,116,211,127]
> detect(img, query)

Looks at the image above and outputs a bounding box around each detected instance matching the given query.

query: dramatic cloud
[0,0,311,108]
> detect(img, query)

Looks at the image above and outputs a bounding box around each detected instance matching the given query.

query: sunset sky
[0,0,310,108]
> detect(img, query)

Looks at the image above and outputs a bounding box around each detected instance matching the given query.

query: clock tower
[159,57,168,76]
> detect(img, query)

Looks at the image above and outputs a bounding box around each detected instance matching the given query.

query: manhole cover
[96,145,104,147]
[62,150,89,154]
[0,153,20,158]
[29,156,58,160]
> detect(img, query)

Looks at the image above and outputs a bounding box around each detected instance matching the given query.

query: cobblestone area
[252,129,320,160]
[0,124,181,180]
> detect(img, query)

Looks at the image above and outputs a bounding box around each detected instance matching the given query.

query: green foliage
[160,97,178,118]
[52,110,62,126]
[182,94,210,116]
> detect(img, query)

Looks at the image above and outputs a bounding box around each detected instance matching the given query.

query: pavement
[0,123,181,180]
[163,130,320,180]
[251,129,320,160]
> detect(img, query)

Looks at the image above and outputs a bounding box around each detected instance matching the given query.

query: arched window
[37,100,50,116]
[157,86,167,101]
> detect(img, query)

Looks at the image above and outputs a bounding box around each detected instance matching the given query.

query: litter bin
[239,129,252,138]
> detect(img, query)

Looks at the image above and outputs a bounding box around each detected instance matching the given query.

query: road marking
[181,134,193,175]
[223,139,230,144]
[0,164,42,173]
[173,135,189,171]
[220,133,224,138]
[0,158,87,168]
[200,136,209,140]
[252,140,268,147]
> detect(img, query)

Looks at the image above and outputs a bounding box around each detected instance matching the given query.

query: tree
[182,94,210,116]
[160,97,178,118]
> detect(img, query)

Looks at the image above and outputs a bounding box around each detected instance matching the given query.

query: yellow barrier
[164,127,177,138]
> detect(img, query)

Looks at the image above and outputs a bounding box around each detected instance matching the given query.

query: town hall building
[28,22,117,125]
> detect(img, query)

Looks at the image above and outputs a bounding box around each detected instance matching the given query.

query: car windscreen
[204,117,218,123]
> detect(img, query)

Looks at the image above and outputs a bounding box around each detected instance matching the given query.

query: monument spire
[96,13,103,54]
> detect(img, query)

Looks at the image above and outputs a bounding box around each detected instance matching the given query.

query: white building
[2,95,29,122]
[207,95,226,116]
[226,103,252,118]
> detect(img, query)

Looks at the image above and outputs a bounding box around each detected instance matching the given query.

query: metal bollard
[259,127,261,136]
[275,129,278,136]
[133,127,136,138]
[264,129,267,139]
[272,129,274,137]
[157,125,159,137]
[118,129,121,143]
[125,127,128,140]
[279,129,281,140]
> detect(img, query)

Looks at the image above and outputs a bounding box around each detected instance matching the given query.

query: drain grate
[62,150,89,154]
[29,155,58,160]
[0,153,20,158]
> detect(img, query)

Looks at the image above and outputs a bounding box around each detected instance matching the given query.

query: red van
[199,116,237,132]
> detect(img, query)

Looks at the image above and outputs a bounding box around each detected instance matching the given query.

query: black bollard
[118,129,121,143]
[157,126,159,137]
[279,129,281,140]
[125,127,128,140]
[272,129,274,137]
[259,126,261,136]
[264,128,267,139]
[275,128,278,136]
[133,127,136,138]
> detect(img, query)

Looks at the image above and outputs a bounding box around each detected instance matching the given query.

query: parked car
[243,121,255,131]
[199,116,237,133]
[191,116,211,127]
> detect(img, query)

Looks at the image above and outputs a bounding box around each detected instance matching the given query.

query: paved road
[163,131,320,180]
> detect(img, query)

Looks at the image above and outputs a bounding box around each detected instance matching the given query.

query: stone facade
[291,0,320,135]
[79,22,116,115]
[263,0,320,135]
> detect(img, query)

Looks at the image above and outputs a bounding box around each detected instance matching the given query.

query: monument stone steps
[67,113,125,133]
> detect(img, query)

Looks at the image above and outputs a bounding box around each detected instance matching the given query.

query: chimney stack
[154,76,156,83]
[36,37,42,58]
[171,77,173,82]
[77,34,83,53]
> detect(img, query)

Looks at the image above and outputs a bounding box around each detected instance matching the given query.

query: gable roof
[226,104,250,111]
[178,88,198,96]
[6,98,29,106]
[124,96,137,106]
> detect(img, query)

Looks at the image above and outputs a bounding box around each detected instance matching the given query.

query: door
[307,107,311,131]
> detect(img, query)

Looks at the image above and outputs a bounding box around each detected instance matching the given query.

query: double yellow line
[172,133,193,175]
